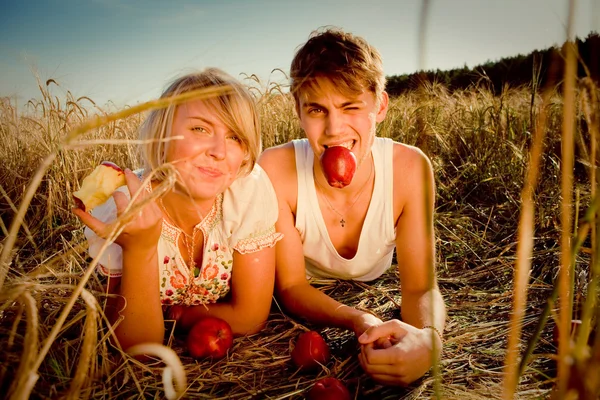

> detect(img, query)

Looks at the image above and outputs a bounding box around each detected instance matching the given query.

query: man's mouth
[324,140,354,150]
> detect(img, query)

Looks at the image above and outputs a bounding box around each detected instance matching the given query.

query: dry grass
[0,71,598,399]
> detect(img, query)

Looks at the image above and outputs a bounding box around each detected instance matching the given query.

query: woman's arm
[74,169,165,350]
[179,245,277,335]
[114,248,164,349]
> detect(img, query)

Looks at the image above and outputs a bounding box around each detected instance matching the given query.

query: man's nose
[325,111,344,136]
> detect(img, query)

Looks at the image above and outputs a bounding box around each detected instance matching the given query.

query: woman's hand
[73,169,163,250]
[351,312,383,338]
[357,319,442,386]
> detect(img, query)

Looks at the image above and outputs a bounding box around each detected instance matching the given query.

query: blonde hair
[139,68,261,180]
[290,27,386,106]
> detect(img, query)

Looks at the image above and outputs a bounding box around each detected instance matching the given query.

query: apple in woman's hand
[73,161,126,211]
[307,377,351,400]
[187,317,233,360]
[291,331,331,370]
[320,146,357,188]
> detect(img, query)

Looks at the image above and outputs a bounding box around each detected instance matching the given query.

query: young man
[258,27,446,386]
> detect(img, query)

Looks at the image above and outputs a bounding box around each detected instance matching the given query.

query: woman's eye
[227,134,242,143]
[191,126,208,133]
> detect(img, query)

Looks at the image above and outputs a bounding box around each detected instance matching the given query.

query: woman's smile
[197,166,225,178]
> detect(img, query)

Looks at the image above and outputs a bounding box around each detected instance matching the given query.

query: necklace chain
[158,198,201,274]
[315,159,373,228]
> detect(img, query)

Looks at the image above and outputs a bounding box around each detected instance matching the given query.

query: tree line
[386,32,600,95]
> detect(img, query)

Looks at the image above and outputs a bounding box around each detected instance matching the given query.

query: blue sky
[1,0,598,108]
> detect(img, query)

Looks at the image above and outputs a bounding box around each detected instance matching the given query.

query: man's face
[297,77,388,168]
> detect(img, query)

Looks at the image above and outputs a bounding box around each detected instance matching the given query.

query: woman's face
[166,99,246,202]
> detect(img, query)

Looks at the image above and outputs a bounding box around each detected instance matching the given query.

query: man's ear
[376,91,389,123]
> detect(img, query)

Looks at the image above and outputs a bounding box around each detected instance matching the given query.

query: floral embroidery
[203,264,219,281]
[149,173,280,306]
[170,269,187,289]
[235,226,283,254]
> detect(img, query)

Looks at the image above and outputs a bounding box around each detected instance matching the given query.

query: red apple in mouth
[291,330,331,371]
[320,146,357,188]
[73,161,126,211]
[187,317,234,360]
[307,377,351,400]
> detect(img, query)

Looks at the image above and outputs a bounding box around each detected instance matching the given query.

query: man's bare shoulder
[259,142,296,176]
[391,142,433,174]
[258,141,299,204]
[390,141,435,203]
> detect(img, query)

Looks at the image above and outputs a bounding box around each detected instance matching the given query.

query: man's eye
[308,108,324,114]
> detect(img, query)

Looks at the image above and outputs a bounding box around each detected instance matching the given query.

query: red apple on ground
[307,377,351,400]
[73,161,126,211]
[320,146,357,188]
[291,331,331,370]
[187,317,233,360]
[167,305,186,327]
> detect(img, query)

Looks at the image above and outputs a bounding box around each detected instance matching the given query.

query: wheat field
[0,63,598,400]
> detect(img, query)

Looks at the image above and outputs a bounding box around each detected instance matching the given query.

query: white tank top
[293,137,396,281]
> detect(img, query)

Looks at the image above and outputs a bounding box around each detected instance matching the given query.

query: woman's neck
[159,188,215,234]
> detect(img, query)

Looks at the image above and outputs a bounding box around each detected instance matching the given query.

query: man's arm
[394,144,446,333]
[258,144,380,335]
[358,144,446,386]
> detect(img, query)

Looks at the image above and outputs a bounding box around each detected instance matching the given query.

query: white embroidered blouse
[84,164,283,306]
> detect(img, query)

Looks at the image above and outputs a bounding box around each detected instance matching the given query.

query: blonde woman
[74,68,282,351]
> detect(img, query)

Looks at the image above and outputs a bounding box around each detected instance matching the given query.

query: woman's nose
[207,134,226,159]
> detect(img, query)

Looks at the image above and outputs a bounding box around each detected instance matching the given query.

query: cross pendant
[340,218,346,227]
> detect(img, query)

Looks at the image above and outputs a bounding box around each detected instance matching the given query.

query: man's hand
[357,319,442,386]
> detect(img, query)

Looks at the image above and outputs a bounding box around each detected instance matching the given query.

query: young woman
[74,68,282,351]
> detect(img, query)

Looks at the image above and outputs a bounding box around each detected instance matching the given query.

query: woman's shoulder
[222,163,283,249]
[229,163,273,191]
[225,163,279,212]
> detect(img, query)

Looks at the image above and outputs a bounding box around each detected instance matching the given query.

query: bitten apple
[291,331,331,370]
[73,161,126,212]
[307,377,351,400]
[187,317,233,360]
[320,146,357,188]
